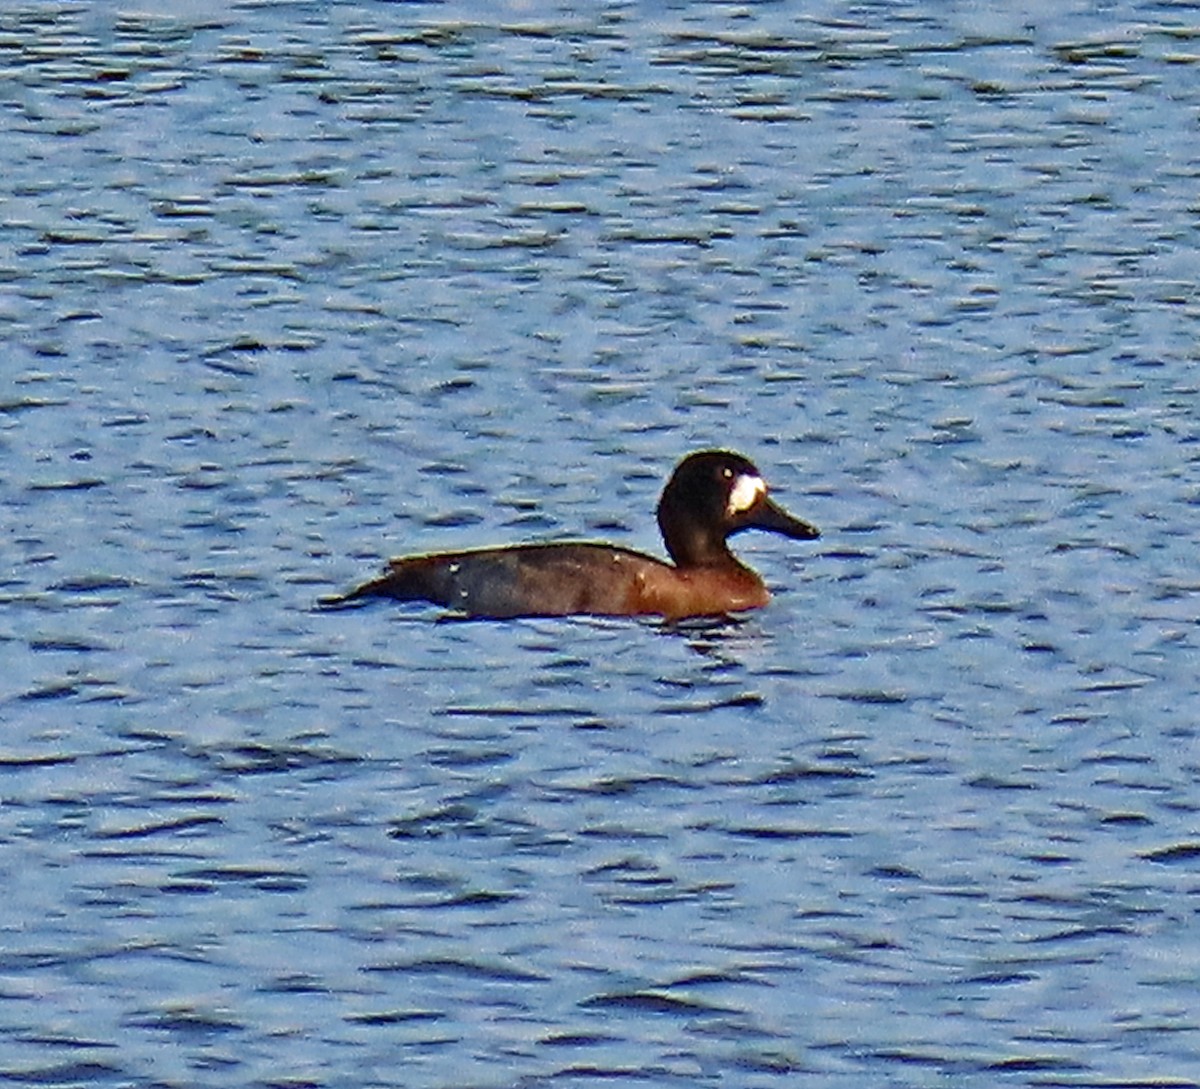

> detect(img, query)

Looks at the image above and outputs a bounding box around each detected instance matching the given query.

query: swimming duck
[325,449,819,620]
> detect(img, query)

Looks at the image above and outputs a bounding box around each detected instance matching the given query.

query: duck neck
[660,518,737,569]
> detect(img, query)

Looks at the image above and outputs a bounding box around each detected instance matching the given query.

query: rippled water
[2,2,1199,1086]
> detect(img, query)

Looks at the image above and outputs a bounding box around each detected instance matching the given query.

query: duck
[323,449,819,620]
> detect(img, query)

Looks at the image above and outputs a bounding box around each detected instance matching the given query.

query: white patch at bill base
[727,473,766,515]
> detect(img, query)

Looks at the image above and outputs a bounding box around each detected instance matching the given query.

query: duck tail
[317,557,448,610]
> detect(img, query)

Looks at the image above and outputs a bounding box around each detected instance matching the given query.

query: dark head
[656,450,820,567]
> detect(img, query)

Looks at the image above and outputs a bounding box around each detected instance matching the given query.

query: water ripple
[1,1,1198,1086]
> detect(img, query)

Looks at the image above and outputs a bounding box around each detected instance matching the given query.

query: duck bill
[749,496,820,540]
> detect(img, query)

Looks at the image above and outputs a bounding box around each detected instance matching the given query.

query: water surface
[2,2,1198,1086]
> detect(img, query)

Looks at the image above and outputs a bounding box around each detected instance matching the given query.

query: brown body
[326,450,819,621]
[340,542,773,621]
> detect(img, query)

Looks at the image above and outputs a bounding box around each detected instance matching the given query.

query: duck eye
[721,467,733,479]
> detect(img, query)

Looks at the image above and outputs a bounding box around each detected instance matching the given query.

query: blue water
[2,2,1198,1086]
